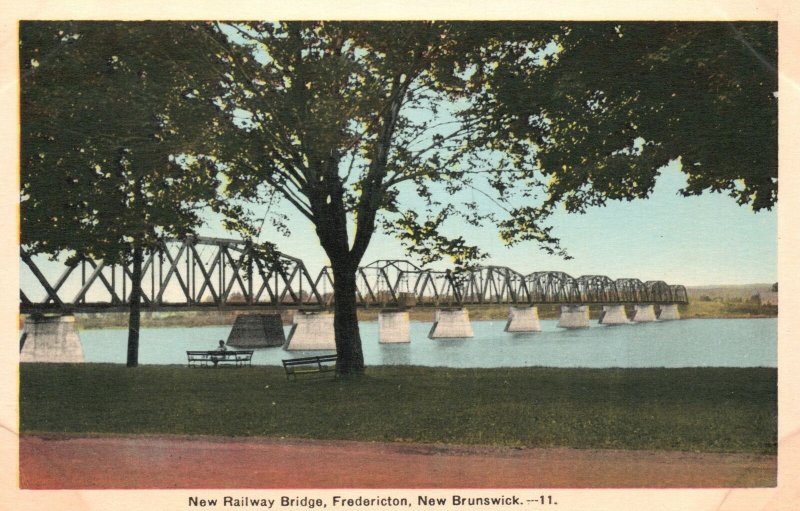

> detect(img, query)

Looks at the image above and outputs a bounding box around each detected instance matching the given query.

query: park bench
[282,354,337,380]
[187,350,254,368]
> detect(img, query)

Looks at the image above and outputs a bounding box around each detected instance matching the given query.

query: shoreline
[47,302,776,330]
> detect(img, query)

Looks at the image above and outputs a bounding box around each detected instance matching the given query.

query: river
[78,318,776,368]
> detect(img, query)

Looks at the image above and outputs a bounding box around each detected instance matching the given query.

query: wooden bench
[282,354,337,380]
[187,350,254,368]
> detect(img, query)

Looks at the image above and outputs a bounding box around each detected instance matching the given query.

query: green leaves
[382,207,486,267]
[476,22,776,217]
[189,21,777,271]
[21,22,223,262]
[22,21,777,268]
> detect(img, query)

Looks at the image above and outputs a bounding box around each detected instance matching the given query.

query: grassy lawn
[19,364,776,455]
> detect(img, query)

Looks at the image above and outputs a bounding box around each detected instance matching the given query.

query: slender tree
[20,22,233,367]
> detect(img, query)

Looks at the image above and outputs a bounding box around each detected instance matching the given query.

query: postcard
[5,2,798,510]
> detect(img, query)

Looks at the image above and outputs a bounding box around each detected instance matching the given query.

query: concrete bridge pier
[558,305,590,329]
[227,314,285,348]
[658,304,680,321]
[632,304,657,322]
[20,314,84,363]
[285,312,336,351]
[429,308,474,339]
[504,306,541,332]
[379,310,411,343]
[599,305,630,325]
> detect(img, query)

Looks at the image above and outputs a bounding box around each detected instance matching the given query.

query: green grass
[19,364,776,455]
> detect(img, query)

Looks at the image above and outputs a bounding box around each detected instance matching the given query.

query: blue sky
[198,159,776,287]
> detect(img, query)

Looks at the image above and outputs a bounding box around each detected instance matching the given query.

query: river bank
[44,300,776,330]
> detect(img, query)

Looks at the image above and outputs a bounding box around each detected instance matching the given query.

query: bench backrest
[282,355,337,366]
[187,350,254,356]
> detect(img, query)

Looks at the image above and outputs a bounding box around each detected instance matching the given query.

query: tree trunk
[331,263,364,375]
[126,243,143,368]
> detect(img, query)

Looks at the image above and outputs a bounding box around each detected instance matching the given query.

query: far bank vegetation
[38,284,776,331]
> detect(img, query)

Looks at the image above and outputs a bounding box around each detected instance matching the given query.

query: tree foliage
[471,22,777,217]
[20,22,231,366]
[188,22,504,372]
[20,22,230,261]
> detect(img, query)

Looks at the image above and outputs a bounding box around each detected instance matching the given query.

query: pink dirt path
[19,434,776,489]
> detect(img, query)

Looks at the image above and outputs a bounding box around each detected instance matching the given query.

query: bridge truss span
[615,278,648,303]
[525,271,581,303]
[20,237,688,313]
[20,237,323,313]
[575,275,620,303]
[459,266,529,305]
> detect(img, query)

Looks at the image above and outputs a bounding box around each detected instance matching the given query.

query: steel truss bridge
[20,236,688,314]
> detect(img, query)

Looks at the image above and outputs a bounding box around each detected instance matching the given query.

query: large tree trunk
[331,262,365,375]
[126,243,143,368]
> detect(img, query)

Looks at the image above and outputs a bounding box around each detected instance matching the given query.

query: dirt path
[19,434,776,489]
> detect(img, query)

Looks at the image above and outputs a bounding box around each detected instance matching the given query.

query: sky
[196,159,776,287]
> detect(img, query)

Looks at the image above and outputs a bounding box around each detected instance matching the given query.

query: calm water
[79,318,776,368]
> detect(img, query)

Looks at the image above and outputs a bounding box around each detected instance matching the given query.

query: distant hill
[686,284,775,301]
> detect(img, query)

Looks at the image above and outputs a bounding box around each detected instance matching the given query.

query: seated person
[210,340,227,365]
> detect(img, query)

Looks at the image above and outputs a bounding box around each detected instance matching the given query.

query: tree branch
[235,157,314,220]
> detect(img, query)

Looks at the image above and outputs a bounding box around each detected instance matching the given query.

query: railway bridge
[20,236,688,356]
